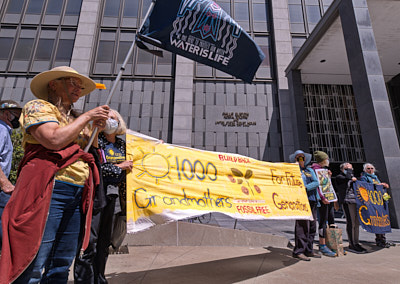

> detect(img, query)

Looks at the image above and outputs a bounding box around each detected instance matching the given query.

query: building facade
[0,0,330,161]
[0,0,399,225]
[285,0,400,227]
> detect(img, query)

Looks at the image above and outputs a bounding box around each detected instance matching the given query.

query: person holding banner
[0,66,109,283]
[360,163,395,248]
[311,151,337,257]
[74,109,131,284]
[290,150,321,261]
[340,163,367,253]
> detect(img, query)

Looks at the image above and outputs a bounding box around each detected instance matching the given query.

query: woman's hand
[93,119,107,131]
[116,160,133,171]
[379,182,389,189]
[84,105,110,121]
[322,198,330,205]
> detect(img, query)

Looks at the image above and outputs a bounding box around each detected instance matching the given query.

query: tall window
[191,1,276,161]
[0,0,82,73]
[195,0,271,81]
[288,0,331,55]
[304,84,365,163]
[88,0,174,141]
[92,0,173,77]
[288,0,305,33]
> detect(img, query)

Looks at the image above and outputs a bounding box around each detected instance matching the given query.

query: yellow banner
[126,130,312,233]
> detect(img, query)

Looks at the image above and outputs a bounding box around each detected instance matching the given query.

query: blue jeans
[0,190,12,250]
[15,181,83,284]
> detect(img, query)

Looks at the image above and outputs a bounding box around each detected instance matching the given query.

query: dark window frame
[194,0,272,82]
[91,0,174,79]
[0,0,82,75]
[289,0,329,55]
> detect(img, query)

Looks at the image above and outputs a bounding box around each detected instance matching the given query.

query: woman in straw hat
[0,66,109,283]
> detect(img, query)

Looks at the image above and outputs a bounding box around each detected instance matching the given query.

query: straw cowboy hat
[30,66,96,100]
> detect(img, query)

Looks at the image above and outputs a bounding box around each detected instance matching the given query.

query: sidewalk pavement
[209,212,400,245]
[68,213,400,283]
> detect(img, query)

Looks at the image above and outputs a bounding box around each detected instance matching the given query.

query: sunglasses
[367,168,374,170]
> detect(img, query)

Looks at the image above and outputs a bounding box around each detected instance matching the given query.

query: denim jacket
[300,166,320,202]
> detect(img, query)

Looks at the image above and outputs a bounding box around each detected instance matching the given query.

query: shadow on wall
[101,247,297,284]
[263,97,282,162]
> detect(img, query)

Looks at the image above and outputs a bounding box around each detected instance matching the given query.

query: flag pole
[84,0,156,152]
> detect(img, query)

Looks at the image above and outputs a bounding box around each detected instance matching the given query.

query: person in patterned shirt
[0,66,109,283]
[74,109,132,284]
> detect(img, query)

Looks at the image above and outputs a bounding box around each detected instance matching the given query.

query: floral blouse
[20,99,90,186]
[98,132,127,213]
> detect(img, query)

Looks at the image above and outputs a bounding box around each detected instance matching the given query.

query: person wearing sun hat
[0,100,22,252]
[0,66,110,283]
[290,150,321,261]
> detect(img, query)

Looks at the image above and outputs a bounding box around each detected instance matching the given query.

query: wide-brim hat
[289,150,312,166]
[0,100,22,111]
[30,66,96,100]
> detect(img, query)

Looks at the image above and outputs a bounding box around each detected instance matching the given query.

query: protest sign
[314,168,337,202]
[126,130,312,233]
[354,181,391,234]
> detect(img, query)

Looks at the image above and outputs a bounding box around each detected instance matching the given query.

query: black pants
[293,201,317,255]
[343,203,360,247]
[318,202,335,238]
[74,196,116,284]
[375,234,386,244]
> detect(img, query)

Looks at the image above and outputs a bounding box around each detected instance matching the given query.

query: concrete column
[171,56,194,146]
[339,0,400,227]
[70,0,102,110]
[271,0,296,160]
[271,0,293,91]
[287,70,310,152]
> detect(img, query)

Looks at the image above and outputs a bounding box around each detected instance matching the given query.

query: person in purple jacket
[310,151,336,257]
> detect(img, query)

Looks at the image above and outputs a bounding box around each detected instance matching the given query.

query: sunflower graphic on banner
[354,181,391,234]
[125,130,312,233]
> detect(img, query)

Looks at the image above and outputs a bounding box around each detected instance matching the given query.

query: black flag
[137,0,265,83]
